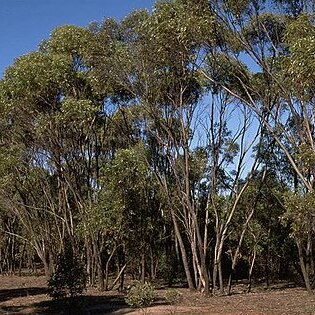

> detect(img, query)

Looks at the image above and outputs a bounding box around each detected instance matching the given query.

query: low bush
[125,281,155,308]
[48,246,87,300]
[164,288,182,305]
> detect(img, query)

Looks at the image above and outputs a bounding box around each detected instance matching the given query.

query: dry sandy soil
[0,275,314,314]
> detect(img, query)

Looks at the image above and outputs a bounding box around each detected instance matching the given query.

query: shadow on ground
[0,287,48,302]
[33,295,135,315]
[0,289,137,314]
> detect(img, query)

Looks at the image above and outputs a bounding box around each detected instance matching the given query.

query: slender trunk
[18,241,26,276]
[34,242,51,277]
[247,247,257,293]
[171,209,194,289]
[105,246,117,291]
[265,226,271,288]
[119,246,126,291]
[212,234,220,291]
[149,248,157,280]
[228,207,255,295]
[213,227,225,292]
[296,238,313,294]
[97,255,104,291]
[203,207,210,293]
[191,235,204,289]
[227,270,234,296]
[213,234,225,294]
[91,234,104,290]
[218,260,223,294]
[108,263,127,291]
[85,237,93,286]
[141,252,145,284]
[43,258,50,277]
[192,245,199,289]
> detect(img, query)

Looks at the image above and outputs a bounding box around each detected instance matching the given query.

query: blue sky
[0,0,155,77]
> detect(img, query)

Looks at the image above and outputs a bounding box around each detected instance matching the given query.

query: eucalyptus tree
[97,0,264,294]
[135,1,213,292]
[179,0,315,292]
[85,0,265,294]
[83,5,202,290]
[139,0,263,294]
[0,24,105,274]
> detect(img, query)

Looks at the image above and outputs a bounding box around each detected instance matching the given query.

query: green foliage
[144,0,214,61]
[282,14,315,96]
[157,252,179,286]
[164,289,182,305]
[48,246,87,300]
[224,0,251,17]
[4,52,71,101]
[295,143,315,170]
[243,13,287,47]
[205,52,251,97]
[125,281,155,308]
[48,25,93,56]
[2,0,315,294]
[282,191,315,238]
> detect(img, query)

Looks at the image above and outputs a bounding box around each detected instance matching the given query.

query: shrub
[125,281,155,308]
[164,289,182,305]
[48,246,87,300]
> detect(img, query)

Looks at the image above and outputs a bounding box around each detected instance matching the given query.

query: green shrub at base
[164,289,182,305]
[125,281,155,308]
[48,246,87,300]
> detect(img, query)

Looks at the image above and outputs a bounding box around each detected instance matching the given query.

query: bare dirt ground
[0,275,314,314]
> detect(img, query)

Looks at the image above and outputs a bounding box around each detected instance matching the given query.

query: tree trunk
[296,238,313,294]
[105,246,117,291]
[171,209,194,289]
[218,260,224,294]
[108,263,127,291]
[97,255,104,291]
[141,252,145,283]
[247,246,257,293]
[227,206,256,295]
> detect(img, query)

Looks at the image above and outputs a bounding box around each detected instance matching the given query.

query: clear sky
[0,0,155,78]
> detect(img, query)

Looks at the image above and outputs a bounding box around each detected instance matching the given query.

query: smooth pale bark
[108,263,127,291]
[171,209,195,290]
[105,246,118,291]
[247,245,257,293]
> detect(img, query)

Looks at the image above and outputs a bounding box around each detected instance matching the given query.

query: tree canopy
[1,0,315,295]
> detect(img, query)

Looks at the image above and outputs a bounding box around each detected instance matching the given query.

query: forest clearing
[0,275,314,314]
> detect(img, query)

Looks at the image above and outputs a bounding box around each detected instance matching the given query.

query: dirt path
[0,276,314,314]
[126,287,315,315]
